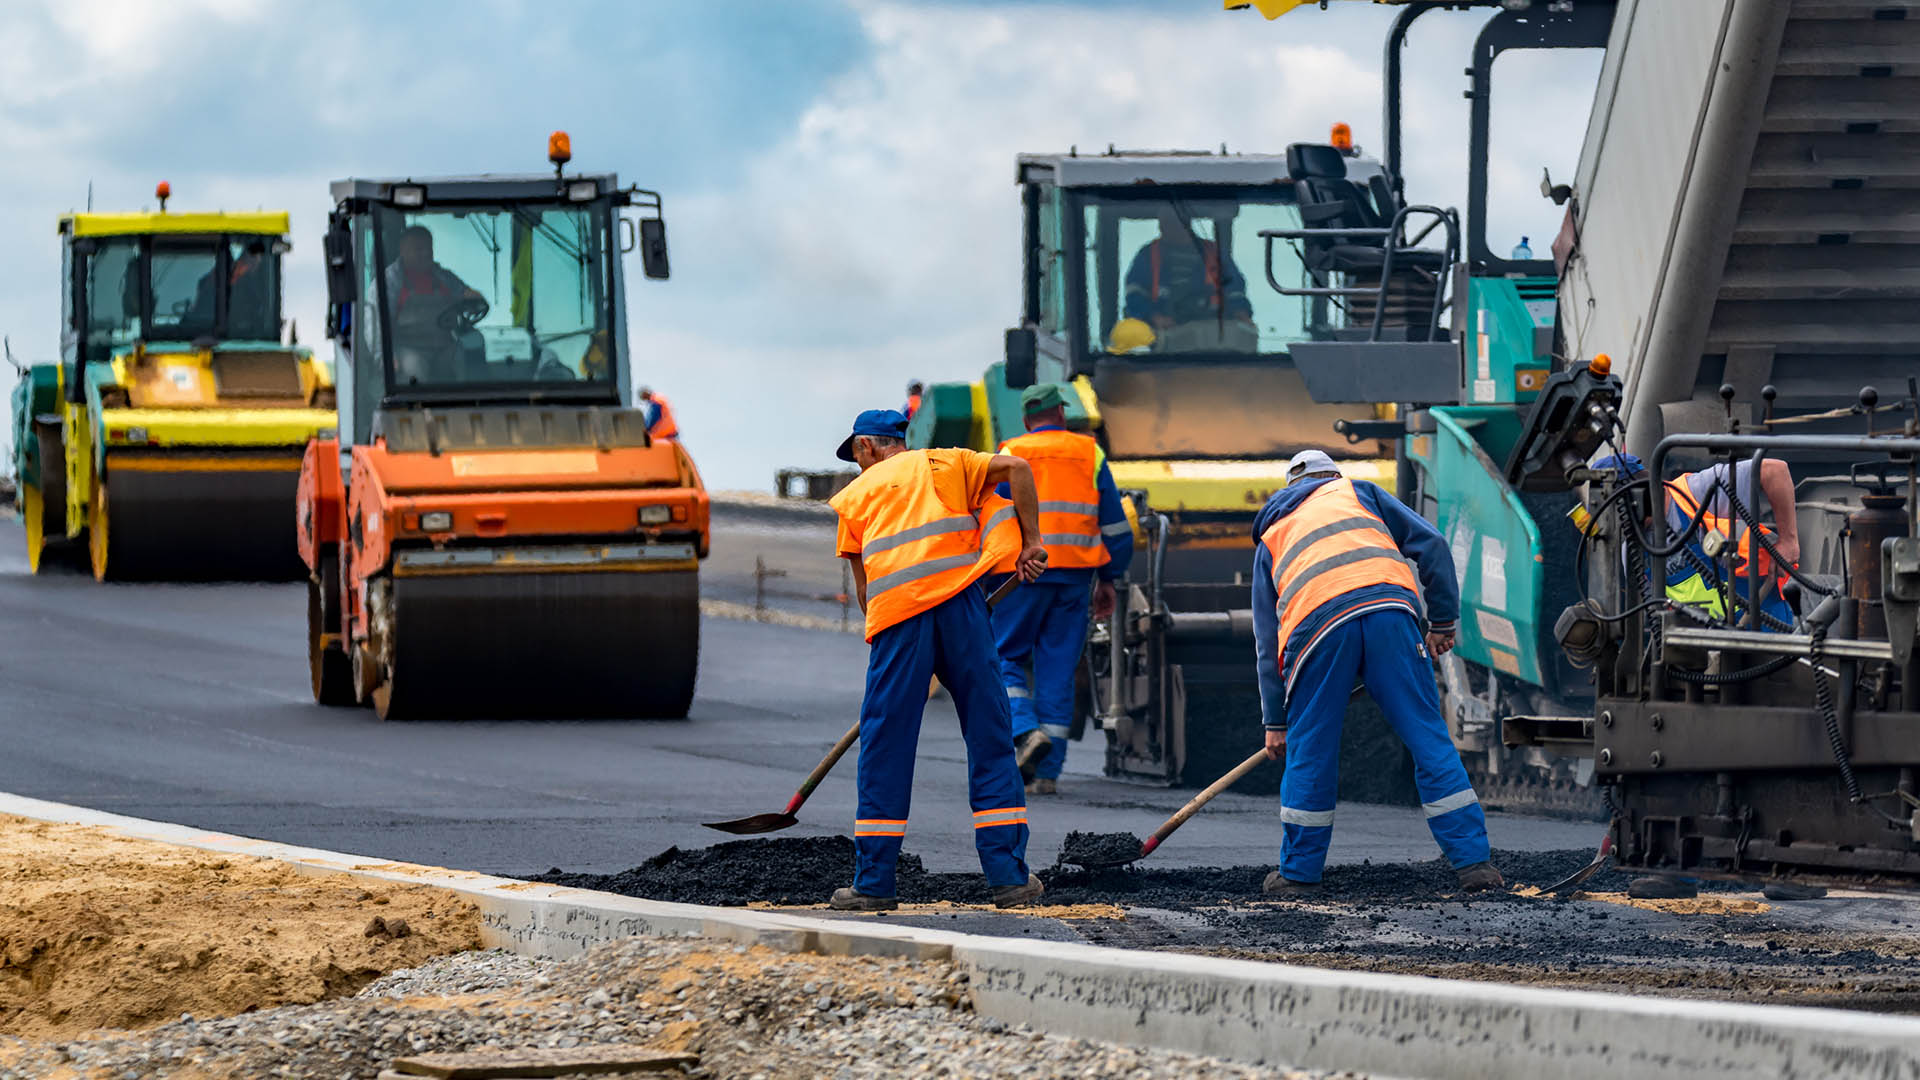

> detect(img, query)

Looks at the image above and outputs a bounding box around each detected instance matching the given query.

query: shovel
[1061,747,1271,869]
[1543,834,1614,894]
[702,572,1029,836]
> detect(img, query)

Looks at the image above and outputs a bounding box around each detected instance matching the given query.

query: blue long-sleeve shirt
[1250,476,1458,729]
[995,424,1133,585]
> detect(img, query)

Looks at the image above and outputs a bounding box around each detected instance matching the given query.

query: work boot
[1456,862,1506,893]
[1013,730,1052,783]
[829,887,898,912]
[1627,876,1697,900]
[992,874,1045,909]
[1262,871,1320,896]
[1025,777,1057,796]
[1762,881,1828,901]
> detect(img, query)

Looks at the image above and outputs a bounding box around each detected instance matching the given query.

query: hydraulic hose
[1809,620,1865,804]
[1712,474,1838,598]
[1666,652,1796,685]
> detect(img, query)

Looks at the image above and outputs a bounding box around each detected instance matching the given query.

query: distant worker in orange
[904,380,925,421]
[827,408,1049,911]
[640,387,678,440]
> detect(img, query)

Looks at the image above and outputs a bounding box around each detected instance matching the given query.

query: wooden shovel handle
[1140,748,1270,856]
[784,721,862,815]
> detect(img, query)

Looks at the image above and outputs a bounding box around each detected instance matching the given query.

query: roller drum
[93,464,304,581]
[376,568,700,720]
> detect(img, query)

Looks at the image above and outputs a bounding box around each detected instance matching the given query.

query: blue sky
[0,0,1597,488]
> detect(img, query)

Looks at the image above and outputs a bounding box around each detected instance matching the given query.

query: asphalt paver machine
[300,135,709,721]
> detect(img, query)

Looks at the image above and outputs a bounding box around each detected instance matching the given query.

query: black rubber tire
[308,555,356,707]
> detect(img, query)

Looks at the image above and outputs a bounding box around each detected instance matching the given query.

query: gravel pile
[0,938,1364,1080]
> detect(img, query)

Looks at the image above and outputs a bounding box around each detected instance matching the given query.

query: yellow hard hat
[1107,317,1156,354]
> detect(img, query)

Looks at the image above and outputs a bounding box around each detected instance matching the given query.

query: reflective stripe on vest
[830,450,1021,641]
[1259,478,1417,669]
[996,429,1110,571]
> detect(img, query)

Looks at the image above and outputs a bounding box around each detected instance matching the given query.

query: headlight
[566,179,599,202]
[125,427,149,444]
[639,505,672,525]
[420,511,453,532]
[391,184,426,207]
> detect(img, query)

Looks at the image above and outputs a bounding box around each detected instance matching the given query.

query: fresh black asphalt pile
[529,836,1653,908]
[529,836,1920,1011]
[1057,830,1144,867]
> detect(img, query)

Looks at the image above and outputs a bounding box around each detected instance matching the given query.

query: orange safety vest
[1259,478,1417,668]
[995,428,1109,572]
[1665,473,1787,594]
[831,450,1022,641]
[647,395,678,440]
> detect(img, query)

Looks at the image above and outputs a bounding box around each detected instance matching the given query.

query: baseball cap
[1592,453,1646,477]
[1285,449,1339,481]
[1020,383,1067,415]
[836,409,910,462]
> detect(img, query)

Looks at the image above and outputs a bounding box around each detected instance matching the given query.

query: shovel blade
[1062,854,1143,870]
[1545,836,1614,893]
[701,813,799,836]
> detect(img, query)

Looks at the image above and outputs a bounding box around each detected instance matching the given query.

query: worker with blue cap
[826,408,1051,910]
[989,383,1135,795]
[1251,449,1501,895]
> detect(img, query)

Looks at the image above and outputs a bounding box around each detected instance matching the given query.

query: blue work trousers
[1278,610,1490,882]
[992,578,1092,780]
[855,586,1031,896]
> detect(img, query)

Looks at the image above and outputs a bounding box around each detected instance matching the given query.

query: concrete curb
[699,598,859,635]
[4,792,1917,1080]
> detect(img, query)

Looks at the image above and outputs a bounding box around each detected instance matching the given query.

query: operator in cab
[190,240,275,339]
[989,384,1133,795]
[385,226,484,385]
[827,409,1049,912]
[1593,453,1801,630]
[1120,207,1255,353]
[1253,450,1501,896]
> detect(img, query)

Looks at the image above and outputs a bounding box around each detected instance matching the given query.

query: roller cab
[10,199,335,579]
[303,140,707,721]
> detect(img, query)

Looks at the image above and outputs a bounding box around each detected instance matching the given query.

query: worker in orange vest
[990,383,1134,795]
[639,387,678,440]
[904,380,925,421]
[1253,450,1500,895]
[827,409,1050,910]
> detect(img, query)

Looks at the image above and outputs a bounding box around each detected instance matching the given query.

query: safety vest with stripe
[994,429,1110,572]
[1663,473,1786,617]
[831,450,1021,641]
[646,395,678,440]
[1259,478,1418,668]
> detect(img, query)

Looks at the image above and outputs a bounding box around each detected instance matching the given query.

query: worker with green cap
[989,383,1135,794]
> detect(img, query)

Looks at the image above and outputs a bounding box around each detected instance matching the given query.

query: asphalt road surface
[0,510,1597,880]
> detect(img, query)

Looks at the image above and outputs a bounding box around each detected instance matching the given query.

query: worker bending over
[990,384,1134,795]
[1253,450,1500,894]
[639,387,678,440]
[827,409,1050,910]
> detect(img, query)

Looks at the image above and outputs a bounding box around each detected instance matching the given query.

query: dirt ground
[0,814,480,1039]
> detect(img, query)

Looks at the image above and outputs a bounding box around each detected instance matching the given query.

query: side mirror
[1004,327,1037,388]
[324,223,355,307]
[639,219,670,280]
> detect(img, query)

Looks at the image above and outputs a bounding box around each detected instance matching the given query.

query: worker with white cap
[1249,449,1501,894]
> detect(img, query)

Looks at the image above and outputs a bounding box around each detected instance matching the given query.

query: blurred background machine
[300,135,710,721]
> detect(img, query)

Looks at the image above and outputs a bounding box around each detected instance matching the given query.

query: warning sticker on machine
[449,452,599,478]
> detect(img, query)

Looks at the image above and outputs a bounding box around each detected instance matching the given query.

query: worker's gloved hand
[1425,630,1456,657]
[1263,728,1286,761]
[1092,579,1116,620]
[1016,544,1048,582]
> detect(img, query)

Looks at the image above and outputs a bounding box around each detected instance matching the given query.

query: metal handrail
[1261,204,1460,342]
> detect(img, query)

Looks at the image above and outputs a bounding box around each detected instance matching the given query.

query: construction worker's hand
[1092,579,1116,620]
[1263,728,1286,761]
[1016,544,1049,582]
[1772,535,1800,566]
[1426,630,1456,657]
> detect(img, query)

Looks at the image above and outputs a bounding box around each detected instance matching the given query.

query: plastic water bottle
[1511,236,1533,259]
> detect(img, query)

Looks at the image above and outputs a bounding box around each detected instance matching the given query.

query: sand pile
[0,815,480,1038]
